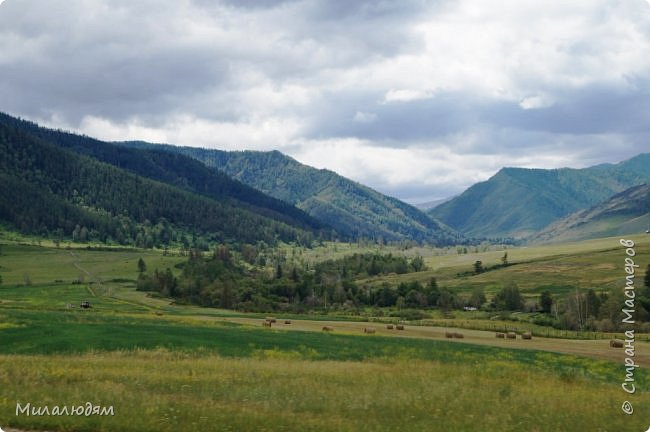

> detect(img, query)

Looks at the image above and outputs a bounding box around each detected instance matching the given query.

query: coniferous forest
[0,113,329,247]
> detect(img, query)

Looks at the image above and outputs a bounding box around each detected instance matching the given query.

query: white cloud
[383,89,434,103]
[519,95,554,110]
[75,114,303,151]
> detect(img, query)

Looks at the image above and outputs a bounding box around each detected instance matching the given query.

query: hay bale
[453,332,464,339]
[495,332,505,338]
[396,325,405,330]
[610,339,624,348]
[522,332,532,340]
[284,320,292,324]
[322,326,334,332]
[363,327,376,334]
[386,324,394,330]
[506,332,516,339]
[266,317,277,323]
[154,311,163,316]
[445,332,454,338]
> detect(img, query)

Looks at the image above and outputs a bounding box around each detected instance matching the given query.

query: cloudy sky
[1,0,649,203]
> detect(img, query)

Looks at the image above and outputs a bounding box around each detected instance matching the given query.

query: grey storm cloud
[0,0,234,124]
[0,0,427,122]
[309,92,478,142]
[303,81,650,162]
[1,0,649,203]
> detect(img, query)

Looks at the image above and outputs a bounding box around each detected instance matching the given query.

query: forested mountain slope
[120,142,456,245]
[0,114,325,246]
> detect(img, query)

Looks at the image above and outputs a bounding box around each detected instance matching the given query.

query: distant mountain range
[414,196,455,211]
[531,183,650,243]
[2,110,648,246]
[429,155,650,239]
[118,142,456,244]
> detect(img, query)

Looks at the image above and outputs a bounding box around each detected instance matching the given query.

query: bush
[532,314,556,328]
[492,282,524,311]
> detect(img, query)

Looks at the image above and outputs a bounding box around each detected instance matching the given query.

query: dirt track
[217,316,650,367]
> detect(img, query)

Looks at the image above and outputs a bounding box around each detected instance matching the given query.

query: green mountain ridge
[0,113,325,234]
[531,183,650,243]
[118,142,458,245]
[429,155,650,238]
[0,113,325,246]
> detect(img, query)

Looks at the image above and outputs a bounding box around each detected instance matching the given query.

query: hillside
[0,114,325,246]
[0,113,325,235]
[120,142,456,244]
[429,155,650,238]
[532,183,650,243]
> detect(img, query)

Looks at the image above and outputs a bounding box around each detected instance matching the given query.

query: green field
[355,235,650,296]
[1,236,649,431]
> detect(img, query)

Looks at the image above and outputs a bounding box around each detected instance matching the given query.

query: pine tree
[540,291,553,313]
[137,258,147,273]
[291,267,299,282]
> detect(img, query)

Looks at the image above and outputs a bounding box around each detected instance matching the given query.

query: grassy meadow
[0,235,649,431]
[2,351,649,432]
[354,235,650,296]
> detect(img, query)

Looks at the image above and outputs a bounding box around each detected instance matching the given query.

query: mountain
[119,142,456,244]
[428,154,650,238]
[531,184,650,243]
[414,196,455,211]
[0,113,327,246]
[0,113,325,234]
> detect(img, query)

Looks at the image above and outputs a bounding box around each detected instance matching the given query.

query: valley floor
[1,237,649,431]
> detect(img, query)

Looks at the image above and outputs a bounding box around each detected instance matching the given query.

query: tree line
[136,248,650,332]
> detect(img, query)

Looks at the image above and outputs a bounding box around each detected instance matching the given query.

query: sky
[1,0,649,204]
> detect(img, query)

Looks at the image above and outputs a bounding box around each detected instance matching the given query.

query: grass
[3,308,645,383]
[355,234,650,295]
[1,237,650,431]
[417,316,639,341]
[1,351,649,432]
[0,243,185,287]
